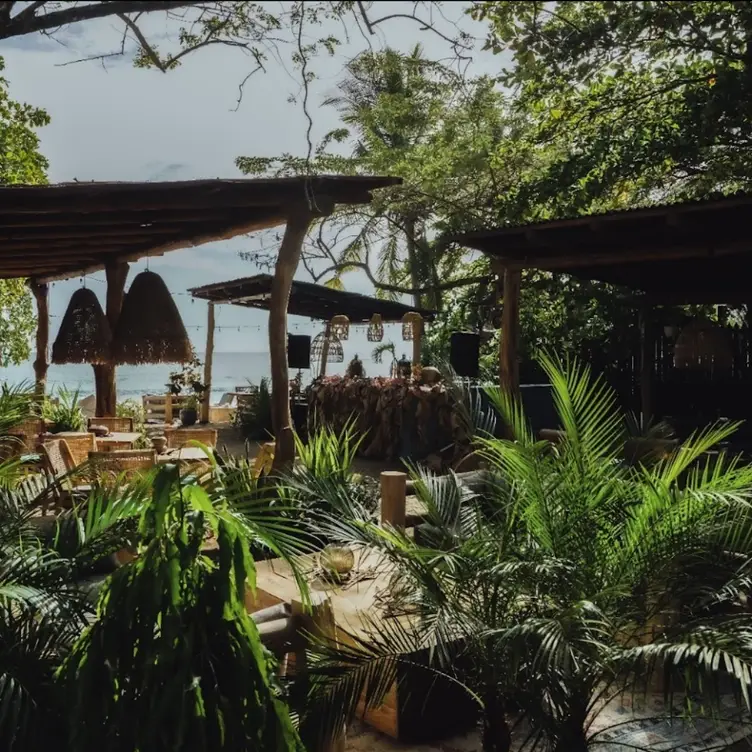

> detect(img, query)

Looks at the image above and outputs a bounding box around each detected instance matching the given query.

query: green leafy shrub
[303,354,752,751]
[116,398,145,431]
[117,398,152,448]
[59,465,302,752]
[43,387,84,433]
[233,378,273,440]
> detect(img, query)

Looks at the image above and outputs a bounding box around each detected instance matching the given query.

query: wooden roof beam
[35,214,285,283]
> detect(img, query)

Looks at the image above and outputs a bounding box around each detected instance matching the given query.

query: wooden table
[157,447,213,464]
[96,432,142,449]
[249,548,474,742]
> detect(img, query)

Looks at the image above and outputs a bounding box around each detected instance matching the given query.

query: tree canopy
[472,0,752,213]
[0,56,48,366]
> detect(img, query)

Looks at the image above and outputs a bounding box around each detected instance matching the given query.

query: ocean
[0,352,391,405]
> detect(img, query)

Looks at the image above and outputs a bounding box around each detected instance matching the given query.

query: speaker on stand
[287,334,311,370]
[449,332,480,378]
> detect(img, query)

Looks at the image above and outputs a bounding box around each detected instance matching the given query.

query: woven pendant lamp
[402,311,423,341]
[52,288,112,364]
[311,330,344,364]
[674,318,733,371]
[111,270,192,365]
[330,314,350,341]
[367,313,384,342]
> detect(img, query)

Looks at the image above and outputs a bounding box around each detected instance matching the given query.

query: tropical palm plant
[58,464,304,752]
[299,353,752,752]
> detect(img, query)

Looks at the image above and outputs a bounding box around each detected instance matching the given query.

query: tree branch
[116,12,166,72]
[314,259,487,298]
[1,1,203,39]
[356,0,472,51]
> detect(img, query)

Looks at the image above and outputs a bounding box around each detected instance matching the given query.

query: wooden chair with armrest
[39,439,92,513]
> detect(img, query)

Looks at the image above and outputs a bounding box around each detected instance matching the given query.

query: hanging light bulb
[402,311,423,341]
[330,314,350,340]
[367,313,384,342]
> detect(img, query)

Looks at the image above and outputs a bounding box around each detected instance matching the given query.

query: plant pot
[180,407,198,427]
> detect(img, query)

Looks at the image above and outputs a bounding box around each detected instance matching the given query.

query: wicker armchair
[41,439,76,476]
[56,433,96,466]
[166,428,218,449]
[39,440,89,512]
[88,449,156,480]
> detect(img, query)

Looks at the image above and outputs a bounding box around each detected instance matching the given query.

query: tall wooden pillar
[412,318,423,367]
[201,302,215,424]
[500,267,521,394]
[270,206,316,472]
[639,305,653,427]
[319,322,332,378]
[94,261,129,417]
[28,279,49,399]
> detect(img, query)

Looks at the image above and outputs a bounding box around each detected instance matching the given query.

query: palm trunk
[481,691,512,752]
[404,215,422,309]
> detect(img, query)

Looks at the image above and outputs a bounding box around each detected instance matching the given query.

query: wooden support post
[292,593,344,752]
[28,279,49,400]
[380,471,407,530]
[412,318,423,367]
[639,305,653,428]
[94,262,129,417]
[164,395,173,424]
[319,321,332,378]
[201,302,215,424]
[500,267,521,394]
[270,205,318,472]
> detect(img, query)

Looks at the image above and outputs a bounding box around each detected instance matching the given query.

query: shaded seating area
[190,274,437,460]
[456,192,752,444]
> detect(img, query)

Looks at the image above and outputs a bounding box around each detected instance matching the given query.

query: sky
[1,2,497,363]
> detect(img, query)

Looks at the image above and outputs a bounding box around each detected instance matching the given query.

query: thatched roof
[0,176,399,283]
[453,192,752,304]
[189,274,437,322]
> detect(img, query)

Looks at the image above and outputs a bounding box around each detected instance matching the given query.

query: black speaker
[287,334,311,369]
[450,332,480,378]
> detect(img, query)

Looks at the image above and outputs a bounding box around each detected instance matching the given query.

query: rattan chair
[166,428,218,449]
[87,416,134,433]
[88,449,156,480]
[57,433,96,466]
[41,439,76,476]
[39,440,89,512]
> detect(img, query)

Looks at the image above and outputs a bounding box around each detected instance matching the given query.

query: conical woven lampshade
[51,288,112,364]
[111,271,192,365]
[674,318,733,371]
[311,331,344,364]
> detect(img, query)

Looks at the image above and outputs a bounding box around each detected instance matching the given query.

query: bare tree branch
[356,0,473,51]
[116,12,166,72]
[1,1,203,39]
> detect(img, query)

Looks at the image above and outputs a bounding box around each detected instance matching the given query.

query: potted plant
[179,394,199,427]
[166,353,206,426]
